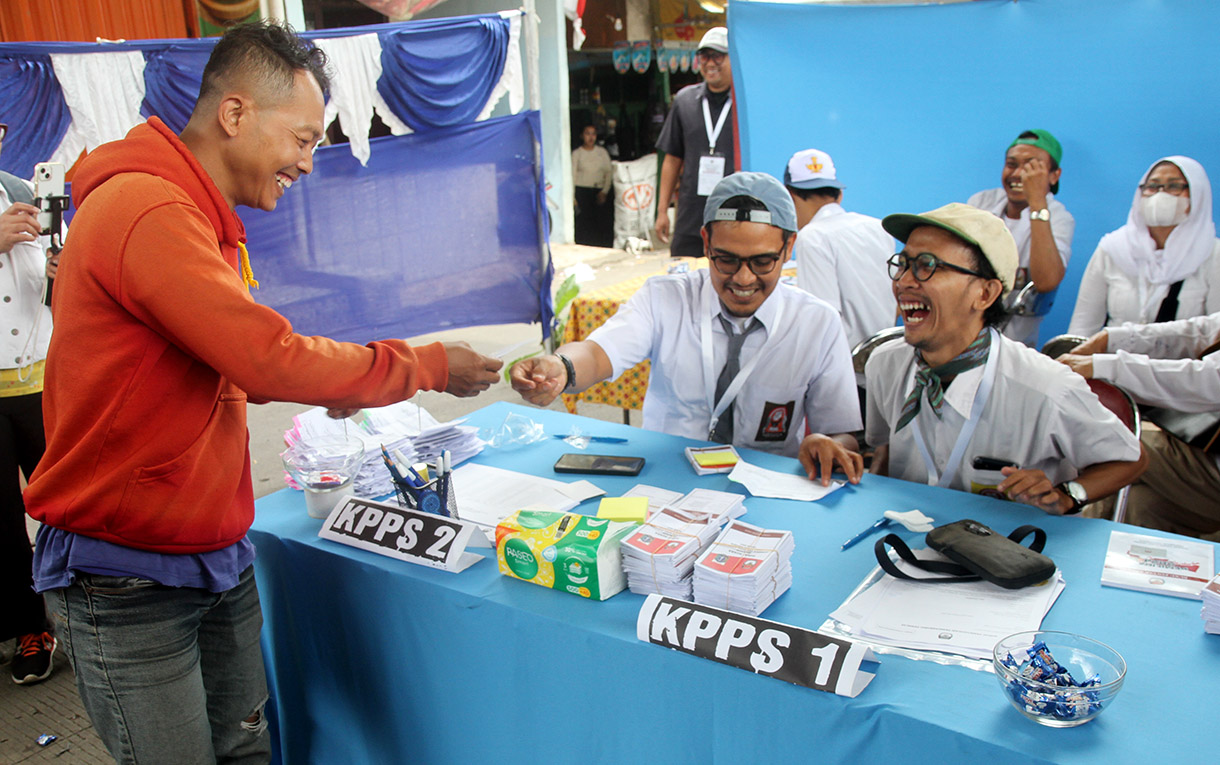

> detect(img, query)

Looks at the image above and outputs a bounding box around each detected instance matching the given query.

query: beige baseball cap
[882,203,1019,296]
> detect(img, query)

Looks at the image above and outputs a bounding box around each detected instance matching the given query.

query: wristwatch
[1057,481,1088,515]
[556,353,577,390]
[1030,208,1051,222]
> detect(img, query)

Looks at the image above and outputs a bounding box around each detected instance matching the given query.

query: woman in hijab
[1068,156,1220,336]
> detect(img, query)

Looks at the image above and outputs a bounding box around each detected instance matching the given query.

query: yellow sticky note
[597,496,648,523]
[693,450,738,468]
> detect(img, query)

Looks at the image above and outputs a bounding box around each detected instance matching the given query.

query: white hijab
[1101,155,1216,287]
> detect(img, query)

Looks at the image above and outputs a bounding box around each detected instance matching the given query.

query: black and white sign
[319,496,483,573]
[636,594,877,697]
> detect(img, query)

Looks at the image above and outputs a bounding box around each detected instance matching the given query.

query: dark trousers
[669,232,705,259]
[574,186,613,247]
[0,391,49,641]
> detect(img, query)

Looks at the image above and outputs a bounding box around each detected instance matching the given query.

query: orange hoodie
[25,118,449,553]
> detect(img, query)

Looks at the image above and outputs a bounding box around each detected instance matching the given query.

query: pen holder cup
[281,437,366,519]
[992,631,1126,728]
[393,466,458,519]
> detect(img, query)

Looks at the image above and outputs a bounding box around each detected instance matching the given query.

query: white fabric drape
[49,51,147,165]
[315,33,411,166]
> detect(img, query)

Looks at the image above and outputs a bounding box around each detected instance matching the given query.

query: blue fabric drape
[241,111,551,342]
[376,16,508,131]
[0,55,72,179]
[141,44,215,133]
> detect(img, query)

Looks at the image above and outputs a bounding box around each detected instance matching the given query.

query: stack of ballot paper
[1202,574,1220,635]
[670,488,746,525]
[621,508,721,598]
[692,520,794,616]
[283,401,484,498]
[684,445,740,475]
[825,547,1066,661]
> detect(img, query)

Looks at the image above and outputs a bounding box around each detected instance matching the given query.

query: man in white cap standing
[865,203,1144,512]
[654,26,735,258]
[784,147,896,349]
[512,172,863,485]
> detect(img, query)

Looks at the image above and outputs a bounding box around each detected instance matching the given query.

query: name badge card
[636,594,877,697]
[697,155,726,196]
[319,496,483,573]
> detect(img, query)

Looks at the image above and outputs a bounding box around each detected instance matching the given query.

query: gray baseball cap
[702,171,798,233]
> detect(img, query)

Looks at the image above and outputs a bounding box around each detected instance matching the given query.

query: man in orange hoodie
[23,22,501,763]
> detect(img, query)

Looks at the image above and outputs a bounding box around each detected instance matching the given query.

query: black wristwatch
[556,353,576,391]
[1056,481,1088,515]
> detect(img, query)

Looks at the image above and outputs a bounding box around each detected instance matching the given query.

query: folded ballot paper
[621,508,721,599]
[1202,574,1220,635]
[283,401,483,498]
[692,520,794,616]
[496,509,635,600]
[669,488,746,525]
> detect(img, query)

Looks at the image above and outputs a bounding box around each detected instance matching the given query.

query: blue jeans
[45,565,271,764]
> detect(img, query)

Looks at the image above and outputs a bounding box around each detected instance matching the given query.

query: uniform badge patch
[755,401,795,441]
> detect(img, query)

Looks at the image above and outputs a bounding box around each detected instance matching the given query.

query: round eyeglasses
[709,253,781,276]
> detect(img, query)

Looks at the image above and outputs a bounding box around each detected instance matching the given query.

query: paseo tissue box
[496,509,634,600]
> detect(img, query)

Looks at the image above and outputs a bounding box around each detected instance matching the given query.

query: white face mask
[1141,191,1190,227]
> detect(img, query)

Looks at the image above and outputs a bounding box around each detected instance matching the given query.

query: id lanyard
[699,292,785,440]
[701,95,732,154]
[909,328,1000,488]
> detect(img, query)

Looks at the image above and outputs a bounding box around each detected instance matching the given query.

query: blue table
[250,401,1219,764]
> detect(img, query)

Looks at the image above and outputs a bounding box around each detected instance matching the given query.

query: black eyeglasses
[697,50,727,63]
[887,252,989,282]
[709,253,781,276]
[1139,181,1189,196]
[0,124,7,142]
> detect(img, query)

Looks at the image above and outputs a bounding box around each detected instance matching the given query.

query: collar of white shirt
[901,343,991,419]
[812,202,845,223]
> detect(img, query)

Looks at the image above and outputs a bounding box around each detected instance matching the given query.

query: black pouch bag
[874,519,1055,590]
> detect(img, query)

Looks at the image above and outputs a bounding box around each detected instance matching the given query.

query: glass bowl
[992,630,1126,728]
[281,437,366,519]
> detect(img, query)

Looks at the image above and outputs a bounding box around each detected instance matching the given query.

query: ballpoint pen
[841,517,893,551]
[551,434,629,443]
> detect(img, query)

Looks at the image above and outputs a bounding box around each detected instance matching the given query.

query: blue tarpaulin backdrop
[0,14,551,342]
[730,0,1220,345]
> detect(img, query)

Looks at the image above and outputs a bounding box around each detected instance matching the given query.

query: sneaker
[11,632,56,685]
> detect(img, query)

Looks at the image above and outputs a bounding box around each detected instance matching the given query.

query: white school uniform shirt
[0,181,53,371]
[1066,239,1220,337]
[967,188,1074,346]
[865,331,1139,494]
[793,203,897,349]
[587,269,861,457]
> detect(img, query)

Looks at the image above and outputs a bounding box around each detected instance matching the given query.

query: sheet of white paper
[556,479,605,503]
[727,460,843,501]
[451,463,579,530]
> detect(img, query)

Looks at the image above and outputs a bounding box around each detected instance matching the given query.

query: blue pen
[841,517,893,551]
[551,434,629,443]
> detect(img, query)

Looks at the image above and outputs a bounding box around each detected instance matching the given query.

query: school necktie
[710,315,763,444]
[895,328,992,432]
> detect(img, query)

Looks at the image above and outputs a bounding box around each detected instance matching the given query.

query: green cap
[1009,129,1062,166]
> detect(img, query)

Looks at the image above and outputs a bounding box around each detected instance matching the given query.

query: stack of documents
[826,547,1066,661]
[670,488,746,525]
[684,445,740,475]
[1201,574,1220,634]
[449,463,604,539]
[692,520,794,616]
[284,402,484,498]
[621,508,721,598]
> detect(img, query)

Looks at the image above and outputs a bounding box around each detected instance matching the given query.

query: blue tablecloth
[250,401,1219,764]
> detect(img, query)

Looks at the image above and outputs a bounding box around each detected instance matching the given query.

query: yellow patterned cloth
[560,261,795,414]
[0,360,45,397]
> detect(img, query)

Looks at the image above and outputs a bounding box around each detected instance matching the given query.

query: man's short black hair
[1015,130,1060,195]
[785,185,841,203]
[965,242,1010,327]
[703,195,793,249]
[198,21,330,106]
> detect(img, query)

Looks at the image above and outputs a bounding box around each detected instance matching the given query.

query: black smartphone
[553,453,645,476]
[971,456,1018,471]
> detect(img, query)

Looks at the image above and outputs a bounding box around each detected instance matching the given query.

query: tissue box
[495,510,633,600]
